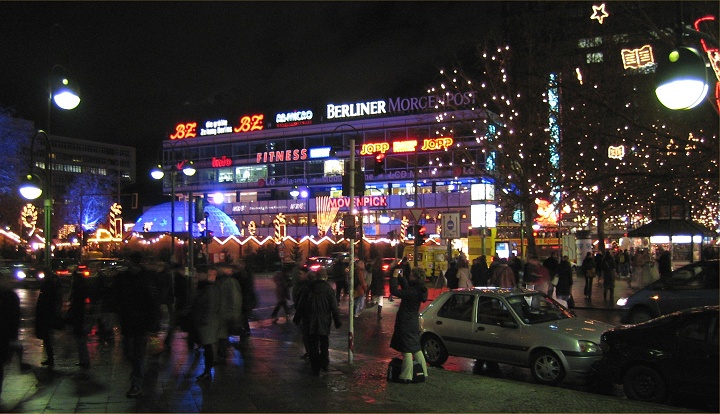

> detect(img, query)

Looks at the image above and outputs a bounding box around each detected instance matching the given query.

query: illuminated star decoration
[591,3,609,24]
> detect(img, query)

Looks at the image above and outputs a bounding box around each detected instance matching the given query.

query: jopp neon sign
[170,113,264,140]
[360,137,453,155]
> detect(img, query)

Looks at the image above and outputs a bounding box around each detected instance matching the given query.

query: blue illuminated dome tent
[135,201,240,238]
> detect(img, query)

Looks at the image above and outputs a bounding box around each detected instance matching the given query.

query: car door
[433,293,477,357]
[668,311,719,398]
[473,296,524,365]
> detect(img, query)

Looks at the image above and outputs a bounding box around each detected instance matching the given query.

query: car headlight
[616,297,628,307]
[37,271,45,279]
[578,340,601,354]
[15,270,26,280]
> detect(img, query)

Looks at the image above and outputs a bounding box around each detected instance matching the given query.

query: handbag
[567,294,575,309]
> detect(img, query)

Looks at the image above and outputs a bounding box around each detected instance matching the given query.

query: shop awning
[627,219,716,238]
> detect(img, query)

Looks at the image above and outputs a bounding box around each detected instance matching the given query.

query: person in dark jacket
[657,248,672,279]
[112,258,160,398]
[0,274,20,396]
[470,256,488,286]
[67,269,91,369]
[233,259,257,340]
[444,260,458,289]
[555,256,574,307]
[293,270,342,376]
[35,269,63,367]
[542,252,559,298]
[389,267,428,383]
[601,251,616,302]
[581,252,595,299]
[189,265,220,380]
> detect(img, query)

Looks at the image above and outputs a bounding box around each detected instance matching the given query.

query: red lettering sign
[328,196,388,209]
[256,148,308,163]
[211,156,233,168]
[234,114,265,133]
[170,122,198,140]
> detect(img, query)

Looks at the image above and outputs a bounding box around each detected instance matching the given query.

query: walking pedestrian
[215,265,242,363]
[352,260,370,316]
[111,256,160,398]
[293,269,342,376]
[331,256,349,303]
[369,257,385,319]
[271,264,293,323]
[233,259,257,339]
[189,265,221,380]
[490,258,516,288]
[35,268,63,367]
[67,269,91,369]
[389,267,428,383]
[444,260,458,289]
[470,256,488,286]
[555,256,574,308]
[456,259,473,288]
[601,251,616,303]
[657,248,672,279]
[0,273,20,396]
[542,252,559,297]
[581,252,596,299]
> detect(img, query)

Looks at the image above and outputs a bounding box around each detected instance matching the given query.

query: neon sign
[170,114,264,140]
[211,156,233,168]
[590,3,608,24]
[360,142,391,155]
[621,45,654,69]
[275,110,313,128]
[421,137,453,150]
[328,196,387,209]
[694,16,720,109]
[200,119,233,136]
[326,100,386,120]
[608,145,625,160]
[256,149,308,163]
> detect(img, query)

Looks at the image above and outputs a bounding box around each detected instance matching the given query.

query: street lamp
[151,159,196,264]
[655,46,709,110]
[19,131,54,268]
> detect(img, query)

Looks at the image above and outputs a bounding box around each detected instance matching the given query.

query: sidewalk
[0,281,685,413]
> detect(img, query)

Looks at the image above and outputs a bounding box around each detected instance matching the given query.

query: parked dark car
[594,306,718,406]
[617,260,719,324]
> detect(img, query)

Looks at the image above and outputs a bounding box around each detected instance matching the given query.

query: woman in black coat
[389,267,428,383]
[35,270,63,367]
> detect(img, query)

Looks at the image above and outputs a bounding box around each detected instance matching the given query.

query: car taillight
[56,270,69,276]
[310,264,321,271]
[82,270,91,278]
[382,265,389,271]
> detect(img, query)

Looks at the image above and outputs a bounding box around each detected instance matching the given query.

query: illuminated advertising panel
[471,204,497,228]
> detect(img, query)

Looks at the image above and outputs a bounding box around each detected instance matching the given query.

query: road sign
[442,212,460,239]
[408,208,424,222]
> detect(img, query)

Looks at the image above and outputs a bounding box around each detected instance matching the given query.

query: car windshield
[507,293,573,324]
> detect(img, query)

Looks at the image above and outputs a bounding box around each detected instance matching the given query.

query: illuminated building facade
[158,97,490,241]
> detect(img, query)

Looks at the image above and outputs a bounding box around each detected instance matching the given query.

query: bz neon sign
[170,114,264,140]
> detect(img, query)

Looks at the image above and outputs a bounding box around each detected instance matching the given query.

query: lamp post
[19,131,54,268]
[330,123,362,365]
[300,188,310,259]
[151,156,196,264]
[19,25,81,268]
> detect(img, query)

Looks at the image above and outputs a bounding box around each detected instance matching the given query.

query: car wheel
[623,365,667,403]
[530,350,565,386]
[628,307,653,324]
[421,334,448,366]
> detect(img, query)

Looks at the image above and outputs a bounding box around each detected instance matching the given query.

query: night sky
[0,1,505,206]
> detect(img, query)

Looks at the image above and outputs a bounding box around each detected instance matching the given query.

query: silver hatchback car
[419,287,613,385]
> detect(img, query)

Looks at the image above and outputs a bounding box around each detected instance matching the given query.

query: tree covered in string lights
[428,42,558,258]
[429,2,718,253]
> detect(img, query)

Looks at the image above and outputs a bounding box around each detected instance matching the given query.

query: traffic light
[414,225,427,246]
[194,197,205,223]
[373,153,385,175]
